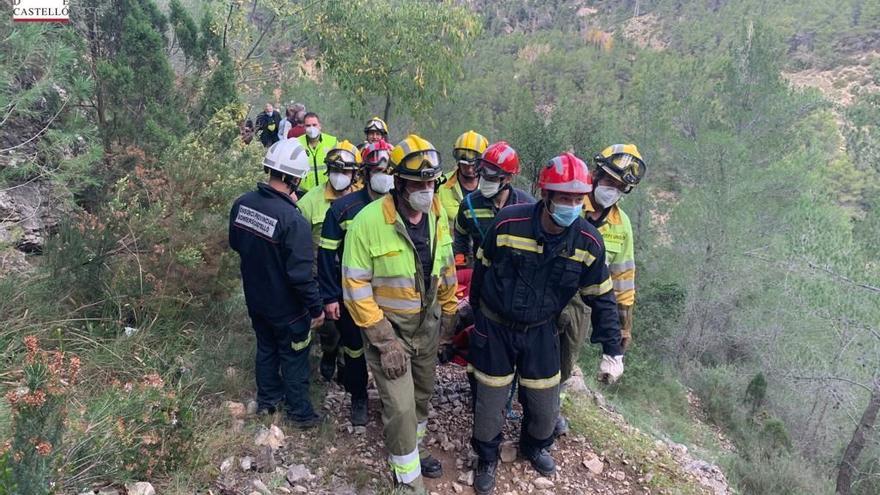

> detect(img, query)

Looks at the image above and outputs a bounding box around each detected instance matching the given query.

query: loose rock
[500,441,517,463]
[286,463,312,484]
[220,456,235,474]
[582,453,604,474]
[225,401,247,419]
[254,424,285,450]
[254,445,277,472]
[533,477,554,489]
[124,483,154,495]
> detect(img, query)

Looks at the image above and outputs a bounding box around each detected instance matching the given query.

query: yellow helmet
[453,130,489,162]
[364,117,389,136]
[594,144,646,192]
[390,134,442,181]
[325,140,363,171]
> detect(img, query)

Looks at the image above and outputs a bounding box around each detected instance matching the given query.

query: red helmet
[362,140,394,167]
[480,141,520,175]
[538,153,593,193]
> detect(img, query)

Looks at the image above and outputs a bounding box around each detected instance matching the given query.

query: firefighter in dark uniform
[468,153,625,494]
[228,139,326,428]
[317,140,395,426]
[452,141,535,267]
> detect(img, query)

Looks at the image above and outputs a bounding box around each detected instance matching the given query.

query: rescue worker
[359,116,390,150]
[228,139,325,428]
[299,140,363,383]
[554,144,646,436]
[297,112,339,192]
[469,153,624,494]
[452,141,535,267]
[342,135,458,493]
[256,103,282,148]
[317,140,395,426]
[438,130,488,227]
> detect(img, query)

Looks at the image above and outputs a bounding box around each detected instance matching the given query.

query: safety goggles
[399,150,441,173]
[325,149,359,170]
[364,121,387,133]
[477,161,507,180]
[453,148,481,162]
[364,150,391,168]
[599,154,646,186]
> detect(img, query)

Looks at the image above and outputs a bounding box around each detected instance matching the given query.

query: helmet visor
[453,148,481,162]
[398,150,441,180]
[477,161,507,179]
[364,120,388,134]
[364,149,391,168]
[325,149,359,169]
[604,154,646,185]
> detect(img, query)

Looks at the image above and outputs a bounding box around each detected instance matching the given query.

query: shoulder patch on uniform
[235,205,278,238]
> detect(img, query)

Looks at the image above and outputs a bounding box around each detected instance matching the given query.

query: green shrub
[728,452,832,495]
[62,373,199,489]
[4,336,80,495]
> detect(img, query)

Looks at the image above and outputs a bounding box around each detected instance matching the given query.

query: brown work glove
[363,318,408,380]
[618,304,633,351]
[438,313,457,364]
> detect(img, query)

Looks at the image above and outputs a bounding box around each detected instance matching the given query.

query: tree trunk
[836,377,880,495]
[383,93,392,123]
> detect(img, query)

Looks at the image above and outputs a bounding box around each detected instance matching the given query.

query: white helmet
[262,139,309,179]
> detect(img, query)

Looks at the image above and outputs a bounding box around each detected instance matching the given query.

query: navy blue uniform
[317,187,378,400]
[453,186,535,261]
[229,183,322,420]
[469,201,621,462]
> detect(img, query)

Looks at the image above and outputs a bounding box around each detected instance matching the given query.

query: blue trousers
[250,313,315,421]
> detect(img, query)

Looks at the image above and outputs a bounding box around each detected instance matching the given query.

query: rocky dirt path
[213,365,729,495]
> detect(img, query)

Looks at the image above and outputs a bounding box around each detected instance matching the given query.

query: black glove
[438,344,456,364]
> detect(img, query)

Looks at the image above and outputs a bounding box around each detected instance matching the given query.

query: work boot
[290,412,322,430]
[553,414,570,437]
[350,397,368,426]
[319,352,336,382]
[420,454,442,479]
[525,448,556,476]
[256,404,277,417]
[474,458,498,495]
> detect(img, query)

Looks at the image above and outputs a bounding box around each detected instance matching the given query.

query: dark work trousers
[251,313,316,421]
[469,308,561,462]
[337,305,368,400]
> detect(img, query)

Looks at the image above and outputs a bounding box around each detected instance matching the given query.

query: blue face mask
[550,201,581,227]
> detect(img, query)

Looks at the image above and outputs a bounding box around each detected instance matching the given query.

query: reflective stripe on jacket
[584,197,635,307]
[297,133,339,192]
[318,188,379,304]
[453,186,535,259]
[470,201,622,356]
[342,194,458,333]
[438,170,467,223]
[298,183,348,250]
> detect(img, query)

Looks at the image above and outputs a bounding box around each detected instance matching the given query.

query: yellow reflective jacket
[342,194,458,336]
[438,170,473,223]
[297,133,339,192]
[297,182,349,250]
[584,197,635,307]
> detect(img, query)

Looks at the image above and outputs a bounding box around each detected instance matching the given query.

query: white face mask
[305,126,320,139]
[407,188,434,213]
[479,178,501,198]
[369,172,394,194]
[594,185,622,208]
[328,172,351,191]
